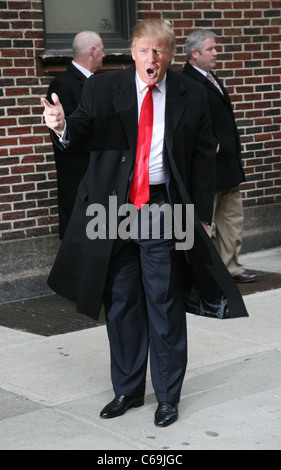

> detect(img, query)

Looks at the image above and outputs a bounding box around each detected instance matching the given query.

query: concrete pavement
[0,247,281,451]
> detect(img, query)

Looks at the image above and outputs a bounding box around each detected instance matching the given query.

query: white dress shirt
[135,73,166,185]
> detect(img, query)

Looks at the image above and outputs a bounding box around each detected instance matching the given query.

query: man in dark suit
[183,30,257,283]
[42,19,248,427]
[47,31,104,239]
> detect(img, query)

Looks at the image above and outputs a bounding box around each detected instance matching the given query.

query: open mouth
[147,68,157,78]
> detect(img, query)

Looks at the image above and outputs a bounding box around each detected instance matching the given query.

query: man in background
[183,30,257,283]
[47,31,105,239]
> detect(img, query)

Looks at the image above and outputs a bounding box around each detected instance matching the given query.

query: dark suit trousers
[103,186,187,403]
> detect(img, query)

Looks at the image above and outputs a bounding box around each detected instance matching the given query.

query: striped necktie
[206,72,223,94]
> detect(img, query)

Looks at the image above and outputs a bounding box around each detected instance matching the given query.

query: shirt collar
[72,60,93,78]
[136,72,166,94]
[192,65,208,77]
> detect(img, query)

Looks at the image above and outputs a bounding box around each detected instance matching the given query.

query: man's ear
[191,48,199,60]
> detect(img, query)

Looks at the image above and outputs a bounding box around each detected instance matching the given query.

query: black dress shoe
[233,272,257,283]
[154,402,178,427]
[100,395,144,419]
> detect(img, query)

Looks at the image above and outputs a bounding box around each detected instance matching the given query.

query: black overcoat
[47,65,248,320]
[182,62,246,192]
[47,63,90,238]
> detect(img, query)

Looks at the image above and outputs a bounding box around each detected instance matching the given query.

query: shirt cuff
[56,120,68,146]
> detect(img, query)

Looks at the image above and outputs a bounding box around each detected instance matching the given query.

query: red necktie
[129,85,156,210]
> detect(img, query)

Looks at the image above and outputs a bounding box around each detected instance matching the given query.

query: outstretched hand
[41,93,65,136]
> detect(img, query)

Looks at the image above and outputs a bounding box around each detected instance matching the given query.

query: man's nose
[147,49,157,61]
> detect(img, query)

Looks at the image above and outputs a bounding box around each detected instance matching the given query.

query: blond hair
[130,19,176,57]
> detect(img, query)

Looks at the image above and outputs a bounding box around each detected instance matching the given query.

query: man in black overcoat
[42,19,248,427]
[47,31,104,238]
[183,29,257,283]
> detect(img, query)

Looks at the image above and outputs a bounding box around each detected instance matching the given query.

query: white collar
[192,65,208,77]
[136,71,166,94]
[72,60,93,78]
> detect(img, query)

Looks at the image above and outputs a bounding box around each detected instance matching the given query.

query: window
[42,0,137,55]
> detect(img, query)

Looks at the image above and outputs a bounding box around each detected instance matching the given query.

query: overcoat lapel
[203,71,229,104]
[68,62,87,83]
[165,70,187,155]
[114,66,189,161]
[164,70,194,207]
[113,66,138,159]
[183,62,230,104]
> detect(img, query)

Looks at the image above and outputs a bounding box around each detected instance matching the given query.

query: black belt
[149,184,166,193]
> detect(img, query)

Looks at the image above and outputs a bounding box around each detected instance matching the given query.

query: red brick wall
[0,0,58,241]
[0,0,280,242]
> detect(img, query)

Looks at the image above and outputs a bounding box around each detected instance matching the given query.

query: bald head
[72,31,105,73]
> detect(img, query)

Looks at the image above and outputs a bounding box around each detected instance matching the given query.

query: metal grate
[0,294,105,337]
[237,270,281,296]
[0,270,281,336]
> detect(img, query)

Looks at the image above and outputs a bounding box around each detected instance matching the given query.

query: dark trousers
[103,186,187,403]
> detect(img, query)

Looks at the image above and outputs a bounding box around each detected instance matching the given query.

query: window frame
[41,0,137,55]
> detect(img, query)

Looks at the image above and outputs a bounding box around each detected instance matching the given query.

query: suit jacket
[47,65,248,320]
[47,62,90,238]
[182,62,246,192]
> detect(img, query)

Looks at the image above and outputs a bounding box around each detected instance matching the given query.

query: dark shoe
[233,272,257,283]
[100,395,144,419]
[154,402,178,427]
